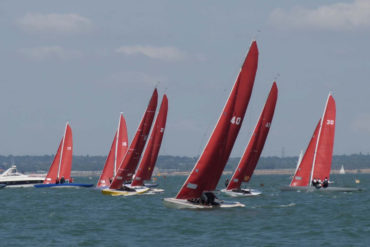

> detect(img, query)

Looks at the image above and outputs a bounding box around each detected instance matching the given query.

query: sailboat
[96,113,128,189]
[164,40,259,209]
[35,123,93,188]
[221,82,278,197]
[130,94,168,193]
[281,93,360,192]
[102,89,158,196]
[339,165,346,174]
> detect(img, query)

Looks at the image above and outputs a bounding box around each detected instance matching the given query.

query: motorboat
[0,165,44,188]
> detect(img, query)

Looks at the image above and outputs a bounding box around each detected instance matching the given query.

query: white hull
[0,165,44,187]
[221,188,261,197]
[163,198,245,209]
[2,184,38,188]
[102,187,150,196]
[146,188,164,194]
[125,185,164,194]
[281,186,361,192]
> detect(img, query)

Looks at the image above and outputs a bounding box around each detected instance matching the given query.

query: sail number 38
[230,116,242,125]
[326,120,334,125]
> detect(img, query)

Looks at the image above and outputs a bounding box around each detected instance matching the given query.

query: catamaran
[102,89,158,196]
[130,94,168,193]
[35,123,93,188]
[96,113,128,189]
[163,40,259,209]
[221,82,277,197]
[281,93,360,192]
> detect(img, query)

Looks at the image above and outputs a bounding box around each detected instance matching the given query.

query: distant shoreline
[45,168,370,177]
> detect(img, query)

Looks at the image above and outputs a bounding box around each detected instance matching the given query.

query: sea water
[0,173,369,246]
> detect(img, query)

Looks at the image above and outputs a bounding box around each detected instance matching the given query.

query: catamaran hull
[34,183,94,188]
[101,187,150,196]
[220,188,262,197]
[280,186,361,192]
[163,198,245,209]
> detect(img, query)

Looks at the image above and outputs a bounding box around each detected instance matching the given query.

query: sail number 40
[326,120,335,125]
[230,116,241,125]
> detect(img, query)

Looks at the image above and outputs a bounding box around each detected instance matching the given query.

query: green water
[0,174,369,246]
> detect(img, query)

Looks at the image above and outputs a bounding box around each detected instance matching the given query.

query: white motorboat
[0,165,44,188]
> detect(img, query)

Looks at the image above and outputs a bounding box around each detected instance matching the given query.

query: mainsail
[44,123,73,184]
[131,94,168,186]
[176,41,259,199]
[290,93,336,187]
[226,82,277,190]
[97,114,128,188]
[109,89,158,189]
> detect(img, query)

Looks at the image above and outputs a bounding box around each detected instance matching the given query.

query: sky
[1,0,370,157]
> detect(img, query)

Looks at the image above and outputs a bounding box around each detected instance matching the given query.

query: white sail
[339,165,345,174]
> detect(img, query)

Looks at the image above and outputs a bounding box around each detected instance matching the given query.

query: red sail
[110,89,158,189]
[227,82,277,190]
[59,123,73,180]
[44,139,62,184]
[290,120,321,187]
[176,41,258,199]
[311,94,336,181]
[97,114,128,188]
[131,95,168,186]
[44,123,73,184]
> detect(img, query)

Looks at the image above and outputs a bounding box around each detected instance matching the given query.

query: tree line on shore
[0,153,369,173]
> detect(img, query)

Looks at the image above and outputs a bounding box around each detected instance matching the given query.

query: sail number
[326,120,335,125]
[230,116,242,125]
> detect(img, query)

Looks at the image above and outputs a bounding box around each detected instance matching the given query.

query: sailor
[322,177,329,188]
[225,178,229,187]
[55,178,60,184]
[70,177,73,183]
[315,179,322,189]
[60,176,65,184]
[312,179,317,187]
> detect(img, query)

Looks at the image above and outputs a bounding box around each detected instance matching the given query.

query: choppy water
[0,173,369,246]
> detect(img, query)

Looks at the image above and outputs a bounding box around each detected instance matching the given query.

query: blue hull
[0,184,6,189]
[34,183,94,188]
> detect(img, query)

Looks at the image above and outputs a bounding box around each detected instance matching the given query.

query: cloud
[351,113,370,134]
[107,71,167,89]
[116,45,188,61]
[269,0,370,31]
[18,46,82,61]
[17,13,92,34]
